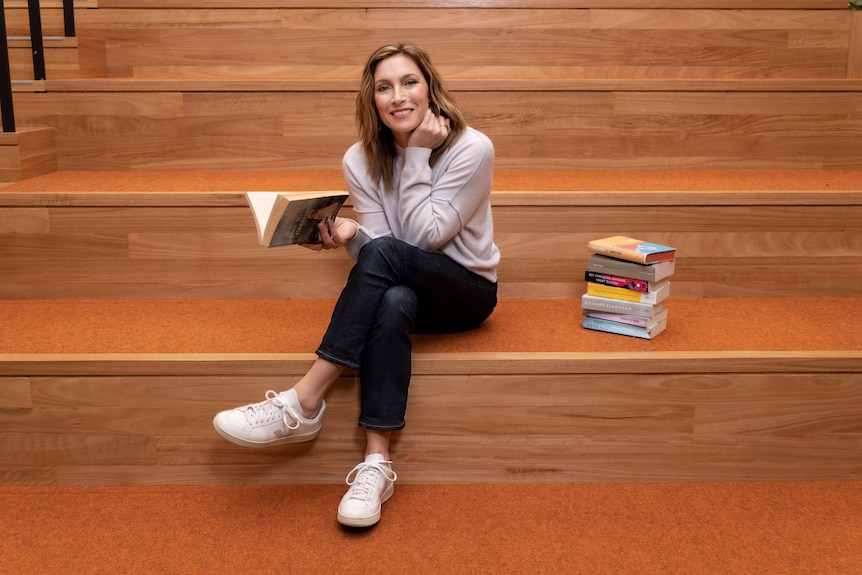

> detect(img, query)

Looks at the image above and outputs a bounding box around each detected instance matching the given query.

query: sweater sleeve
[396,130,494,252]
[340,143,387,261]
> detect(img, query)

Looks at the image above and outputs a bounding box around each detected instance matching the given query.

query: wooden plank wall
[2,369,861,485]
[5,0,862,170]
[10,82,862,171]
[1,191,860,300]
[75,6,851,80]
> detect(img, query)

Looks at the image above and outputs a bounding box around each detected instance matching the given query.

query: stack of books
[581,235,676,339]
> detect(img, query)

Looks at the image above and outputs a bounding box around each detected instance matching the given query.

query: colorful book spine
[584,306,669,328]
[586,281,670,304]
[584,271,651,292]
[581,316,667,339]
[581,294,660,318]
[588,254,675,283]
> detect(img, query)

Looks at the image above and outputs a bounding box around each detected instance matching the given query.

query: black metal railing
[63,0,74,37]
[0,0,77,132]
[0,0,15,132]
[27,0,46,81]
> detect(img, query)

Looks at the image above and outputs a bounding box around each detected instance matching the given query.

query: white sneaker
[337,453,397,528]
[213,389,324,448]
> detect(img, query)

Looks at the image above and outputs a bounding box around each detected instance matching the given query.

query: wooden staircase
[2,180,861,485]
[0,1,861,485]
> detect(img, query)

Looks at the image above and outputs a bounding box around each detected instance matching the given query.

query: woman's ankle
[365,430,392,460]
[292,386,323,419]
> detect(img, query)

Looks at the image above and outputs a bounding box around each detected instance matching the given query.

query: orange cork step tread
[2,169,862,193]
[1,298,860,355]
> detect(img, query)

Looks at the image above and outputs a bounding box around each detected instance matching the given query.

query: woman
[213,43,500,528]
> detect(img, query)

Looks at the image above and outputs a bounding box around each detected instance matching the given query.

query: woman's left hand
[407,108,450,150]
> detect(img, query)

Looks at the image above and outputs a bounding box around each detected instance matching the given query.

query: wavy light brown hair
[356,43,465,193]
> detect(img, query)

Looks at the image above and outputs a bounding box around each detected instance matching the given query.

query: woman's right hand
[301,216,358,251]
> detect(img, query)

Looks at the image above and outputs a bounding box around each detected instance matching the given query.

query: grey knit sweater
[341,126,500,283]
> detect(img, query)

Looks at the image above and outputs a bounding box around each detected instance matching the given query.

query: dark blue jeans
[316,236,497,431]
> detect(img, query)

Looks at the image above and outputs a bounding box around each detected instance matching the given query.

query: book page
[245,192,279,242]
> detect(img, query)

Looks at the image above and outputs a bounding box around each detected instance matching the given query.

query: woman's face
[373,54,429,147]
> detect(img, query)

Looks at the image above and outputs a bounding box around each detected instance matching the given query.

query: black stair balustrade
[63,0,75,37]
[0,0,15,132]
[27,0,46,81]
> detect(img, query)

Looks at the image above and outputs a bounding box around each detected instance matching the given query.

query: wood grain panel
[0,467,56,485]
[849,8,862,78]
[612,91,862,115]
[2,371,859,484]
[1,200,859,299]
[75,7,849,79]
[2,351,860,378]
[45,442,861,484]
[13,88,862,170]
[40,372,862,408]
[94,1,849,12]
[0,127,56,181]
[697,402,862,435]
[0,378,32,409]
[0,208,50,233]
[493,205,862,232]
[0,433,157,466]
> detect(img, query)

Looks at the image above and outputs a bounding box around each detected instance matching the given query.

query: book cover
[584,306,669,328]
[581,294,661,318]
[584,271,652,293]
[586,280,670,305]
[588,235,676,264]
[582,316,667,339]
[246,191,350,247]
[588,254,675,282]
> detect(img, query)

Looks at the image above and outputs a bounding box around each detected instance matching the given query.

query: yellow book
[586,280,670,305]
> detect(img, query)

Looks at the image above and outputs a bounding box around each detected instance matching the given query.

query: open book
[245,191,349,247]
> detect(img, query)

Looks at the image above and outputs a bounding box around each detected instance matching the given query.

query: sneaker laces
[344,460,397,502]
[243,390,301,430]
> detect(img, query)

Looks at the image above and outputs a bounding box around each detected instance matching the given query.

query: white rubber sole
[337,484,394,528]
[212,417,320,448]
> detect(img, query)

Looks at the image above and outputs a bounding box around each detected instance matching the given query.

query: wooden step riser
[2,369,861,484]
[2,194,860,299]
[11,88,862,171]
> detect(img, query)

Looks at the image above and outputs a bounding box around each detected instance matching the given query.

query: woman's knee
[357,236,404,264]
[380,285,417,320]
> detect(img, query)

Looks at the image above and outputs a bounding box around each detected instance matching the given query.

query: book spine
[584,271,649,292]
[581,316,654,339]
[586,282,663,304]
[583,312,651,327]
[587,256,667,282]
[581,294,656,317]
